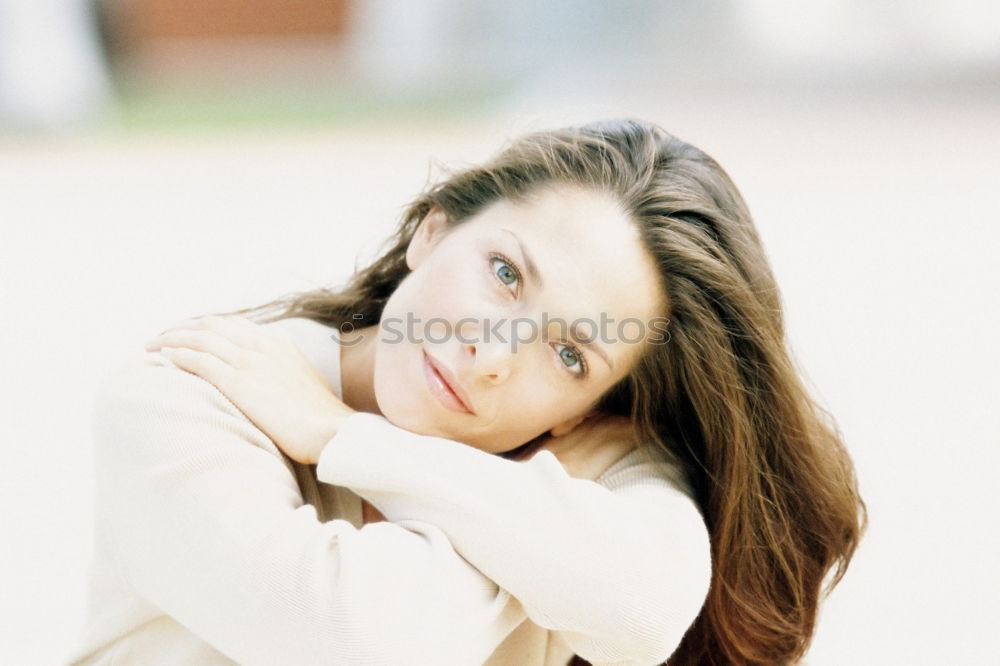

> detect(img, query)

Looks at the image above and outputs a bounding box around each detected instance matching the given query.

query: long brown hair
[213,119,867,664]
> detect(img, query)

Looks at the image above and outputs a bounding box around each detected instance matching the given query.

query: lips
[423,350,476,415]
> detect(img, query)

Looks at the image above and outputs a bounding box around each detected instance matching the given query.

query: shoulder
[96,344,246,413]
[95,349,218,412]
[596,446,709,538]
[596,446,713,596]
[91,349,289,468]
[93,315,341,448]
[596,445,698,504]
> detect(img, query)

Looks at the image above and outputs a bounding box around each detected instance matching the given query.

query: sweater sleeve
[91,353,525,666]
[317,412,713,666]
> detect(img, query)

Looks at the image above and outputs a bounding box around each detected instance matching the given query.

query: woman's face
[373,182,667,453]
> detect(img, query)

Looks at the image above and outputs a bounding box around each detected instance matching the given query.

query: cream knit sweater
[66,317,712,666]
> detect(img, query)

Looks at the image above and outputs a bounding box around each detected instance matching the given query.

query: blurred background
[1,1,998,663]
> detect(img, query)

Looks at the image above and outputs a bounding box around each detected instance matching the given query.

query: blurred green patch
[109,81,514,131]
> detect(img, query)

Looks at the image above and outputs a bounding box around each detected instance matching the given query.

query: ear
[548,409,599,438]
[406,205,450,271]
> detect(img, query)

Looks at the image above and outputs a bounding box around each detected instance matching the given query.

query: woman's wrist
[307,400,357,465]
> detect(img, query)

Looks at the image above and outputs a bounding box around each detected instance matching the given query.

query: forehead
[461,184,667,363]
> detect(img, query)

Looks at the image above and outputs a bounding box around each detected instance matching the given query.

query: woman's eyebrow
[500,228,544,288]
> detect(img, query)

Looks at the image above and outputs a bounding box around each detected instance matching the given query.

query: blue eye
[489,253,521,294]
[554,342,587,377]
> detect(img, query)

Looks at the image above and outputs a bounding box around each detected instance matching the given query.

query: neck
[339,324,382,415]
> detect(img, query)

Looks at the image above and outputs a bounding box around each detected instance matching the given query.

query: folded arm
[92,354,525,666]
[317,412,714,666]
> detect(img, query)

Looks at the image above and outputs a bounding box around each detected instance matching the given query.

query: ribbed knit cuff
[315,411,392,486]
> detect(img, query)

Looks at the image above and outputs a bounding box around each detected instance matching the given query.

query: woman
[69,119,866,665]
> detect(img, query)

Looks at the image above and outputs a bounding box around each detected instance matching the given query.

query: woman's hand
[514,412,639,481]
[144,315,356,465]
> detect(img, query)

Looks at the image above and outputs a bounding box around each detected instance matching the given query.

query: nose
[459,318,513,384]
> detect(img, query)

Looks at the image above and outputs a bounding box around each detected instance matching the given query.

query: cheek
[486,384,577,441]
[419,254,496,317]
[370,338,428,431]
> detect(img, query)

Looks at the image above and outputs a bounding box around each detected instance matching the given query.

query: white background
[2,1,1000,662]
